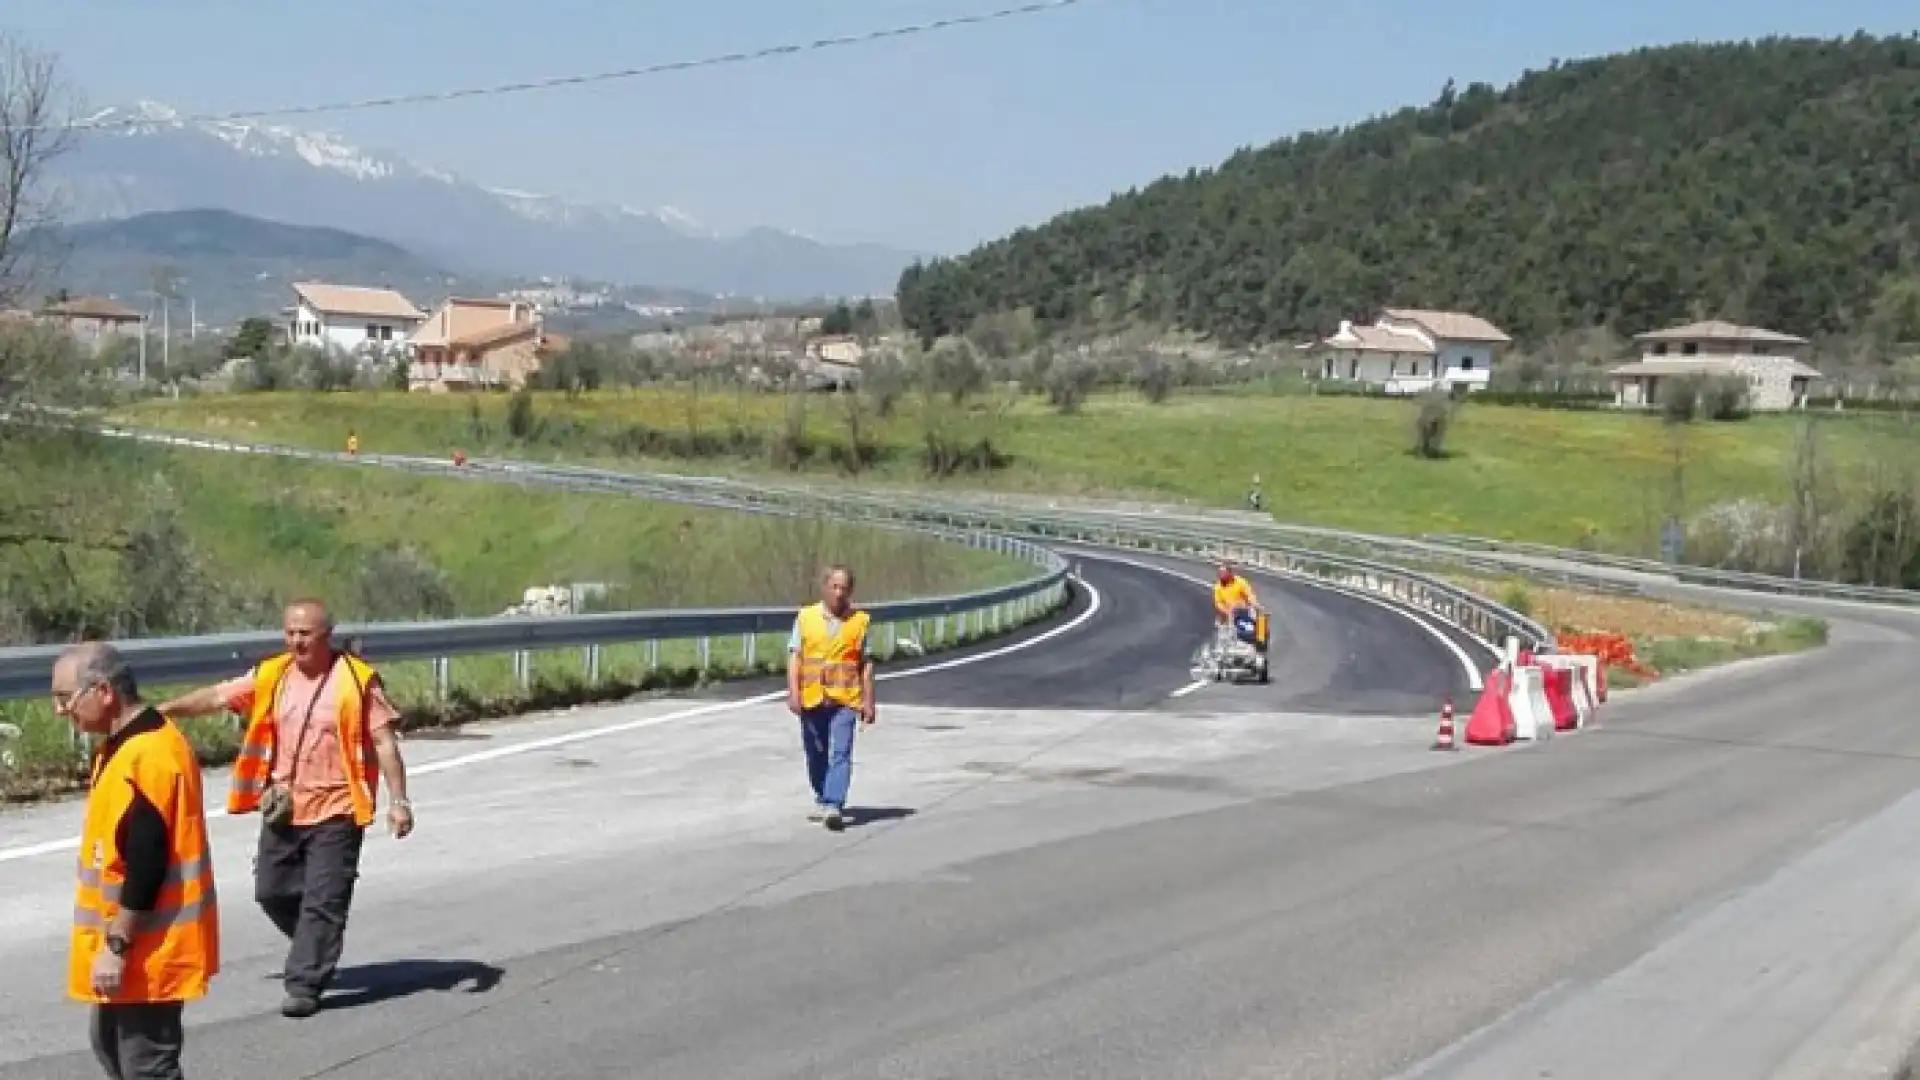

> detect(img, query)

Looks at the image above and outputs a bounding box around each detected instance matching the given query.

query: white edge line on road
[0,577,1105,865]
[1169,680,1211,698]
[1075,549,1487,693]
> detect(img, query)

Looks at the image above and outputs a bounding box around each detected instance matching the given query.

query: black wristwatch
[105,934,130,956]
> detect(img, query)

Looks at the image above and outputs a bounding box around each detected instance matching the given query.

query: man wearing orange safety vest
[1213,561,1261,644]
[161,598,413,1019]
[786,565,876,832]
[55,641,219,1080]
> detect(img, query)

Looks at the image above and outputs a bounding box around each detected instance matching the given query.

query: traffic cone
[1432,697,1457,751]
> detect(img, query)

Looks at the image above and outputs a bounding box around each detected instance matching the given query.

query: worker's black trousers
[90,1001,185,1080]
[254,815,365,1000]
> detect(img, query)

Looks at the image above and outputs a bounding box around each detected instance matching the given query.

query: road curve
[2,579,1911,1078]
[852,550,1484,715]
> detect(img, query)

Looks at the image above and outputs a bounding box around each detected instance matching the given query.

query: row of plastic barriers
[1463,639,1606,746]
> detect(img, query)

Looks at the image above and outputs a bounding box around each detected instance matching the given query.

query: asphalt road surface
[703,549,1488,716]
[3,558,1914,1076]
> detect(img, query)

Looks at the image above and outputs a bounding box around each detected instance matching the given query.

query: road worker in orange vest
[160,598,413,1019]
[1213,561,1265,648]
[54,641,219,1080]
[786,564,876,832]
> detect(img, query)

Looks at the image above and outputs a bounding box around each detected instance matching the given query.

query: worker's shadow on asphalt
[841,806,916,828]
[322,958,505,1009]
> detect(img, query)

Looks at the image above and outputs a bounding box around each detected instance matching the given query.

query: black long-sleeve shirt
[95,708,172,913]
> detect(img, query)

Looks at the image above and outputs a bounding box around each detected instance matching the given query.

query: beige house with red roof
[407,297,569,391]
[286,282,426,355]
[37,296,145,356]
[1312,307,1512,394]
[1609,320,1822,411]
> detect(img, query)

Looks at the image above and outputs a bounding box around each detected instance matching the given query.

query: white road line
[0,578,1105,865]
[1077,549,1487,692]
[1169,680,1211,698]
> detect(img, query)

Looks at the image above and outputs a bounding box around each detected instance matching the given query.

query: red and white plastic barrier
[1535,653,1601,728]
[1464,638,1604,745]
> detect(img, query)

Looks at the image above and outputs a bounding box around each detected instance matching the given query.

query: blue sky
[8,0,1917,254]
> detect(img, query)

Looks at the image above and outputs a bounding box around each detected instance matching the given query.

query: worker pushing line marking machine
[1192,562,1270,684]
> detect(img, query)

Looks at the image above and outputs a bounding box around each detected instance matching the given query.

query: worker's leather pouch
[259,782,294,827]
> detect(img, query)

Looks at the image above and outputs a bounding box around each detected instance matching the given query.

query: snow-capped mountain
[51,101,922,298]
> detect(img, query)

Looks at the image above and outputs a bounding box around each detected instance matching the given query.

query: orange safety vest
[795,603,870,709]
[70,715,221,1004]
[227,651,381,828]
[1213,576,1254,615]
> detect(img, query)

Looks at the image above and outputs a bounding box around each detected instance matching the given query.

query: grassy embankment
[0,430,1043,801]
[1466,574,1831,690]
[113,388,1907,553]
[113,389,1879,688]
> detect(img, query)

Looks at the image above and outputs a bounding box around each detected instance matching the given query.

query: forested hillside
[897,34,1920,347]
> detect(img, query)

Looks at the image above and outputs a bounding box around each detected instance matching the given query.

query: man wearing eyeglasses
[53,641,220,1080]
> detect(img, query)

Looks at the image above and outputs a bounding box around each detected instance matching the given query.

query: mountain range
[48,101,924,300]
[23,209,488,329]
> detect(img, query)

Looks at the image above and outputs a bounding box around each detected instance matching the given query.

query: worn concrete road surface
[2,557,1917,1077]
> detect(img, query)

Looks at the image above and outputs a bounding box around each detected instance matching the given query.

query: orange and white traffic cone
[1432,698,1457,751]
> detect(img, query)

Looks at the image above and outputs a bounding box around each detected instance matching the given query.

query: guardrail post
[698,636,711,671]
[433,657,450,701]
[585,644,601,685]
[513,650,530,691]
[743,632,757,670]
[647,639,659,671]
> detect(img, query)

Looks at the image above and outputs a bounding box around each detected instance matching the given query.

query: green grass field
[114,388,1913,555]
[0,428,1043,797]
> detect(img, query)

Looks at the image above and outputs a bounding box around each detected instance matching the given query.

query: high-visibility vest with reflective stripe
[227,651,381,828]
[796,603,870,709]
[69,718,221,1004]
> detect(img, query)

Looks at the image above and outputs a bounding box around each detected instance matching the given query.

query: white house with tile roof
[286,282,428,355]
[1609,319,1823,411]
[1312,307,1512,394]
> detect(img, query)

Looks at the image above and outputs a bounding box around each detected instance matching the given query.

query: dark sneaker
[823,807,845,831]
[280,994,320,1019]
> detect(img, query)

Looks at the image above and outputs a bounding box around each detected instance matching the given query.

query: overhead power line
[56,0,1090,133]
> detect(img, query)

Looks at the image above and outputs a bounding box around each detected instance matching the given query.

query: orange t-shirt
[217,660,398,827]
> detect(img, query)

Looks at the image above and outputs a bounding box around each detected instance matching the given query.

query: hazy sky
[8,0,1916,254]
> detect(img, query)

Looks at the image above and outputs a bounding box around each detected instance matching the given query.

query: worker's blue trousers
[799,703,857,809]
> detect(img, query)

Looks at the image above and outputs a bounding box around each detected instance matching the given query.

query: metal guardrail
[0,530,1070,702]
[1417,534,1920,605]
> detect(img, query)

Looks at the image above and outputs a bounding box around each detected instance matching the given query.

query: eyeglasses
[51,682,100,713]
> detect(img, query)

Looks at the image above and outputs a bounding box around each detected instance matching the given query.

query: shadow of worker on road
[841,806,917,829]
[322,959,504,1010]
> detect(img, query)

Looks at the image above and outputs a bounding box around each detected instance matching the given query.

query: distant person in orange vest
[786,565,876,831]
[346,431,359,456]
[1213,562,1261,646]
[54,641,220,1080]
[160,599,413,1019]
